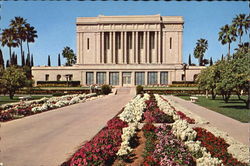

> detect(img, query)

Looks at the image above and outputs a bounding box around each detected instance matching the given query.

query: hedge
[37,81,81,87]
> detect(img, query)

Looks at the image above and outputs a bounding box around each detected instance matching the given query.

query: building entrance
[122,72,131,86]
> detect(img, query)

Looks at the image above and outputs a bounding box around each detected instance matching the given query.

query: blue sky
[0,1,249,66]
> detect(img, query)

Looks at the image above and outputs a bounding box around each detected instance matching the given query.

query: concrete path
[164,95,249,146]
[1,88,134,166]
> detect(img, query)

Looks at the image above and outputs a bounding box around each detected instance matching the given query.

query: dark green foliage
[210,57,213,66]
[52,93,65,96]
[101,84,111,95]
[188,54,192,65]
[37,81,81,87]
[62,46,76,66]
[193,38,208,66]
[58,53,61,66]
[26,53,31,67]
[0,49,4,69]
[48,55,51,66]
[0,66,27,99]
[136,85,143,94]
[6,60,10,68]
[31,54,34,67]
[21,51,25,66]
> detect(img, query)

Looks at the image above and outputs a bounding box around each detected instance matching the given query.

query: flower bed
[194,127,248,166]
[61,94,247,166]
[143,94,174,123]
[68,117,128,166]
[0,93,97,122]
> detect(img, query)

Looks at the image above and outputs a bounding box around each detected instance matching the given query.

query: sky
[0,1,249,66]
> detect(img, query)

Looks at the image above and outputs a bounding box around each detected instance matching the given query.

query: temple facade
[32,15,203,87]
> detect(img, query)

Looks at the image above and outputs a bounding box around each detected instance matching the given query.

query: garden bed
[0,93,99,122]
[61,94,248,166]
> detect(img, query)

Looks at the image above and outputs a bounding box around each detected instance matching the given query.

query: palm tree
[25,23,38,56]
[193,38,208,66]
[10,17,27,57]
[232,14,250,44]
[218,24,237,56]
[0,28,18,60]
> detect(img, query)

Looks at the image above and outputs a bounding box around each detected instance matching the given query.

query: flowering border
[0,93,98,122]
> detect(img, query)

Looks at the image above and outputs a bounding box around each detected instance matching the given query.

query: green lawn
[178,95,249,123]
[0,95,52,106]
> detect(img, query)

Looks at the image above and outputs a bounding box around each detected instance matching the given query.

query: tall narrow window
[170,37,172,49]
[45,74,49,81]
[150,32,155,49]
[128,32,132,49]
[139,32,143,49]
[86,72,94,85]
[160,72,168,85]
[117,32,121,49]
[87,38,90,50]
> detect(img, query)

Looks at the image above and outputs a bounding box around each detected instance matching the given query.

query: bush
[101,84,111,95]
[136,85,144,94]
[52,93,65,96]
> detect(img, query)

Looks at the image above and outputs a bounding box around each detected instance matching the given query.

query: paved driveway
[1,88,133,166]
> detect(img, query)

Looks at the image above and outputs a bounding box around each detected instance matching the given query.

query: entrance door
[122,72,131,86]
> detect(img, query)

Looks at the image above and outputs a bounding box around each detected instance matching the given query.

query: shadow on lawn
[219,105,247,110]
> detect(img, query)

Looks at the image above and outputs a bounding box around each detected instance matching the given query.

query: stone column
[163,31,166,64]
[124,32,127,64]
[93,71,97,84]
[76,32,80,64]
[113,32,116,64]
[145,71,148,85]
[135,31,138,64]
[96,32,100,64]
[158,31,161,64]
[154,31,158,64]
[147,31,150,63]
[82,71,86,86]
[132,31,135,64]
[119,71,122,86]
[101,32,105,63]
[120,32,124,64]
[109,32,112,64]
[157,71,161,85]
[142,31,146,64]
[79,33,83,64]
[106,71,109,85]
[131,71,135,86]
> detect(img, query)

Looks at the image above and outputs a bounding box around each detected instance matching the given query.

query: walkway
[1,88,134,166]
[164,95,249,146]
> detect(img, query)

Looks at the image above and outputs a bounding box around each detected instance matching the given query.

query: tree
[6,60,10,68]
[0,49,4,69]
[188,54,192,65]
[21,51,25,67]
[193,38,208,66]
[232,14,250,44]
[0,28,18,59]
[58,53,61,66]
[218,24,237,56]
[0,66,27,99]
[210,57,213,66]
[221,54,224,60]
[31,54,34,67]
[10,17,27,58]
[48,55,51,66]
[26,53,31,67]
[25,23,38,56]
[196,64,220,99]
[62,46,76,66]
